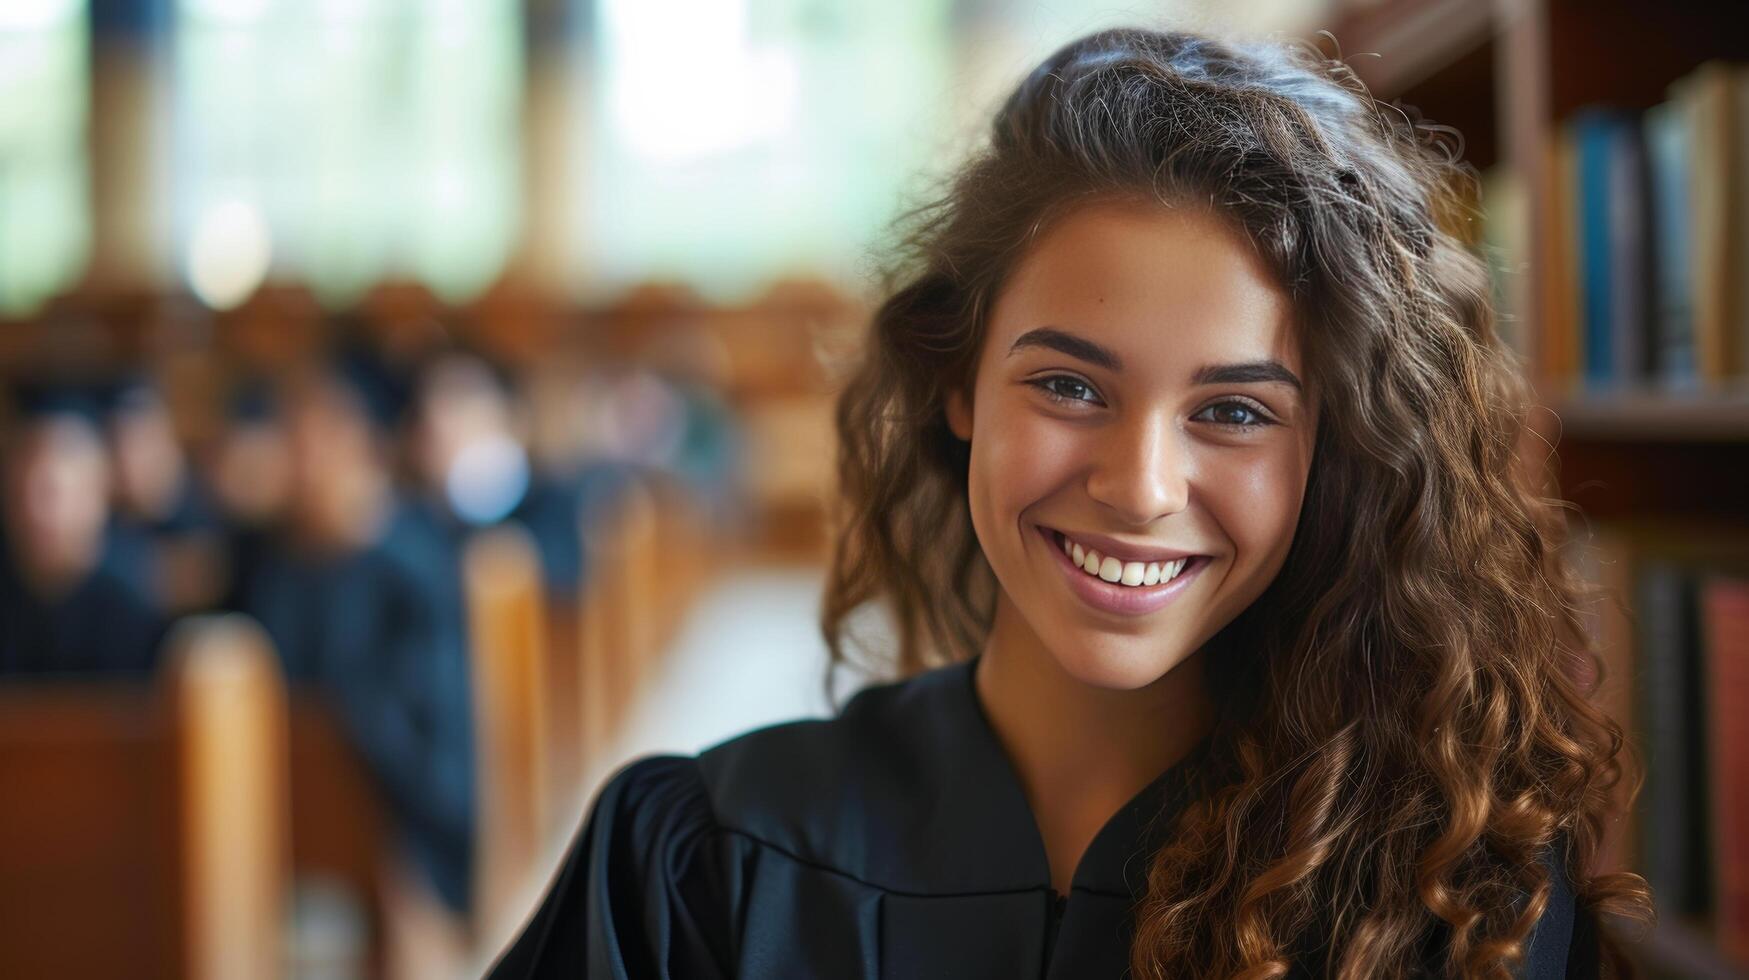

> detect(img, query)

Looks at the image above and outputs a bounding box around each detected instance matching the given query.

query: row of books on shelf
[1481,61,1749,396]
[1578,523,1749,969]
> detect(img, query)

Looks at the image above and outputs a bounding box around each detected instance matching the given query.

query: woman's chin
[1044,640,1191,692]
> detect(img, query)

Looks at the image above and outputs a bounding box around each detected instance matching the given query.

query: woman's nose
[1084,415,1190,526]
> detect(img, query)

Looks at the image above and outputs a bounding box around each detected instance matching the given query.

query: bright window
[0,0,91,317]
[576,0,955,302]
[173,0,522,308]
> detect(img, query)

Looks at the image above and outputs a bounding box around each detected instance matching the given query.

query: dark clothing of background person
[216,522,273,615]
[509,472,600,598]
[0,528,168,677]
[241,498,476,914]
[486,658,1597,980]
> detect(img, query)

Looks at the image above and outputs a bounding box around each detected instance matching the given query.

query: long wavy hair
[818,25,1654,980]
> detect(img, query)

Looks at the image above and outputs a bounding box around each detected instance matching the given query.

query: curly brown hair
[818,25,1654,980]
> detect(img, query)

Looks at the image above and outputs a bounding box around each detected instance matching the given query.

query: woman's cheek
[1001,412,1083,483]
[979,409,1042,479]
[1206,446,1307,574]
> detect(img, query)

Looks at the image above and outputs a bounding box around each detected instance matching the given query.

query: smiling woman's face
[946,199,1319,691]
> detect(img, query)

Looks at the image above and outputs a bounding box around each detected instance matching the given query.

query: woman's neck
[973,599,1214,895]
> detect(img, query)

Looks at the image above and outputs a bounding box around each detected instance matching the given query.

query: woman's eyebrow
[1007,327,1302,391]
[1191,360,1303,391]
[1007,327,1122,371]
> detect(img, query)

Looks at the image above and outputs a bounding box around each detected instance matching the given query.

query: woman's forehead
[987,201,1302,377]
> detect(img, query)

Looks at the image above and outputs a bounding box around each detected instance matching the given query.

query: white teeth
[1059,530,1196,589]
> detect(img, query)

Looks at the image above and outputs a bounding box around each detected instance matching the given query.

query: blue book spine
[1645,100,1698,387]
[1574,110,1624,388]
[1608,123,1651,384]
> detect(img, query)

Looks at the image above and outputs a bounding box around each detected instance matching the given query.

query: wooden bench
[0,614,288,980]
[465,521,552,954]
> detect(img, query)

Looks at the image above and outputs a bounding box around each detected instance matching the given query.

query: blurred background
[0,0,1746,977]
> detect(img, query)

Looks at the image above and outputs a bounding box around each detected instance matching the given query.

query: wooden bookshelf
[1329,0,1499,168]
[1321,1,1749,975]
[1546,389,1749,443]
[1321,0,1494,97]
[1642,916,1749,980]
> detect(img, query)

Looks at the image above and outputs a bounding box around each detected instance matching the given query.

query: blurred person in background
[601,366,744,530]
[0,384,168,677]
[204,377,292,613]
[101,373,226,614]
[519,359,650,594]
[407,351,537,557]
[409,348,661,602]
[238,361,476,918]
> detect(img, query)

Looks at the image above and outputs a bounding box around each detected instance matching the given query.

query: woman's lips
[1036,524,1209,617]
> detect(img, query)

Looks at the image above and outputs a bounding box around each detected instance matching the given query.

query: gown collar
[698,652,1211,898]
[936,655,1211,898]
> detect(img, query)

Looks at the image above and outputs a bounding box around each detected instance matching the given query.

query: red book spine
[1702,575,1749,965]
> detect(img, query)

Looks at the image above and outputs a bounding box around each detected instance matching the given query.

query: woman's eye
[1029,375,1102,406]
[1026,381,1275,429]
[1194,399,1275,429]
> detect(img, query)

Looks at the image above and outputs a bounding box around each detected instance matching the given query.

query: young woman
[490,26,1653,979]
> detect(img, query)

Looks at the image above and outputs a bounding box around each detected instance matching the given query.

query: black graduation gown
[488,657,1594,979]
